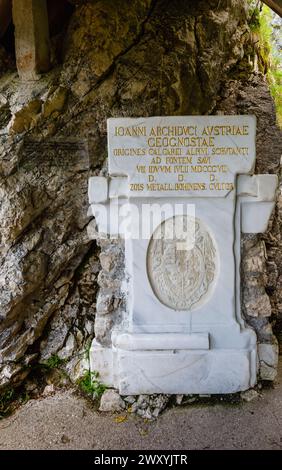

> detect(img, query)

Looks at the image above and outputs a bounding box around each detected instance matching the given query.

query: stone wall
[215,71,282,376]
[0,0,281,389]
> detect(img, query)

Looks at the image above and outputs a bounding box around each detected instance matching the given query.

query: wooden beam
[12,0,50,80]
[262,0,282,17]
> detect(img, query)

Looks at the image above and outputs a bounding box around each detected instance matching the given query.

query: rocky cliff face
[0,0,281,389]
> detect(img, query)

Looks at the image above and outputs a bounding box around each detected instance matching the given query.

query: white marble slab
[127,198,235,329]
[108,115,256,198]
[237,174,278,200]
[241,201,276,233]
[116,349,256,394]
[88,176,108,204]
[112,332,210,350]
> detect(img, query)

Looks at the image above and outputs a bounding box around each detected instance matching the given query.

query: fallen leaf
[114,415,127,423]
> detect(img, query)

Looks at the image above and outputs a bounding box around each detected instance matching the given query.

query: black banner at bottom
[0,450,279,467]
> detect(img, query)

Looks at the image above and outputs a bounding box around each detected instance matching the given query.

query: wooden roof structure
[262,0,282,17]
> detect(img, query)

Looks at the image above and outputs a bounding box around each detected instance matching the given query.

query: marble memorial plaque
[88,115,278,395]
[107,116,256,197]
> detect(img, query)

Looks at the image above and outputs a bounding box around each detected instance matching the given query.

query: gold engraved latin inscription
[147,216,217,310]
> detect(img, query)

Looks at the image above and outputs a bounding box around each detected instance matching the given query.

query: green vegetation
[20,391,30,405]
[0,387,30,418]
[248,1,261,32]
[83,340,92,362]
[261,5,282,127]
[248,2,282,126]
[77,370,107,399]
[42,354,66,369]
[0,388,15,418]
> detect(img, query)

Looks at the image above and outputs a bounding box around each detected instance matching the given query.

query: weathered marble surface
[117,350,255,395]
[107,115,256,198]
[89,115,277,394]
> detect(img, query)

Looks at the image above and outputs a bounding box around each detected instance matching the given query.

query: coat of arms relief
[147,216,217,310]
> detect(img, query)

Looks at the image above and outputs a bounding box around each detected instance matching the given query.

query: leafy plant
[77,370,107,399]
[20,391,30,405]
[42,354,66,369]
[0,387,33,419]
[83,340,92,362]
[0,388,15,418]
[261,5,282,126]
[248,3,282,126]
[248,1,261,33]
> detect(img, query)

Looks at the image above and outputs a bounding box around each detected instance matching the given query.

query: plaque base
[90,331,257,395]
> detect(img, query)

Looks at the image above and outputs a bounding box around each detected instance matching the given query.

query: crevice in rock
[193,15,205,106]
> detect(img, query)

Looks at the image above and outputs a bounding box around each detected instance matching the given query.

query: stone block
[237,174,278,201]
[88,176,108,204]
[241,202,275,233]
[90,340,114,386]
[258,342,278,380]
[99,389,125,412]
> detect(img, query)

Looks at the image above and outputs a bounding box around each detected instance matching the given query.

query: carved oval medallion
[147,215,217,310]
